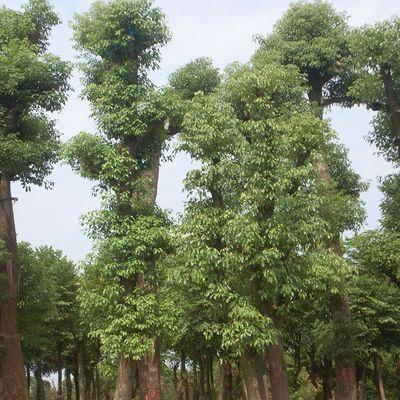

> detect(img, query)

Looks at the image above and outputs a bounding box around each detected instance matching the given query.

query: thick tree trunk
[357,361,367,400]
[373,353,387,400]
[309,88,357,400]
[0,177,28,400]
[240,351,269,400]
[218,361,232,400]
[113,356,135,400]
[66,368,72,400]
[35,366,45,400]
[137,340,162,400]
[266,341,289,400]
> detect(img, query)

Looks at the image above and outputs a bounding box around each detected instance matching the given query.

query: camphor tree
[0,1,71,398]
[257,2,365,398]
[65,1,186,399]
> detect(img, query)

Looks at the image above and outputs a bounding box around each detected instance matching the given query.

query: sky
[3,0,399,262]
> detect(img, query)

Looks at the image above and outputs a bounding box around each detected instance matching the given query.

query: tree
[0,1,71,398]
[257,2,365,398]
[349,18,400,161]
[65,1,185,398]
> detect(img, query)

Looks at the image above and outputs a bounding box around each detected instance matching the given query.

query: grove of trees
[0,0,400,400]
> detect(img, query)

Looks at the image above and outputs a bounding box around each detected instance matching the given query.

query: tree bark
[309,88,357,400]
[240,351,270,400]
[26,364,31,395]
[266,340,289,400]
[137,340,162,400]
[113,356,135,400]
[373,353,387,400]
[66,368,72,400]
[357,361,367,400]
[323,358,334,400]
[181,353,189,400]
[77,340,86,400]
[0,177,28,400]
[199,358,206,400]
[218,361,232,400]
[58,362,63,400]
[192,361,200,400]
[35,365,45,400]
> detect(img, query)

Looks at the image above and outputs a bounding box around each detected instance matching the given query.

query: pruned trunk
[240,351,269,400]
[113,356,135,400]
[66,368,72,400]
[35,365,45,400]
[137,340,162,400]
[373,353,387,400]
[218,361,232,400]
[0,177,28,400]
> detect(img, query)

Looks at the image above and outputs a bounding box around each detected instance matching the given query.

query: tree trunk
[137,340,162,400]
[73,367,79,400]
[0,177,28,400]
[266,341,289,400]
[218,361,232,400]
[58,362,63,400]
[357,361,367,400]
[77,340,86,400]
[199,358,206,400]
[181,353,189,400]
[113,356,135,400]
[323,358,334,400]
[94,366,100,400]
[193,362,200,400]
[35,365,45,400]
[66,368,72,400]
[308,88,357,400]
[293,336,301,390]
[26,364,31,395]
[240,351,269,400]
[373,353,387,400]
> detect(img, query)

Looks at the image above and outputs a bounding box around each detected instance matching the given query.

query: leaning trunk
[0,177,28,400]
[113,356,135,400]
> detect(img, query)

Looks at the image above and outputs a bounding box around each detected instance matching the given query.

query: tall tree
[257,2,364,398]
[0,1,70,398]
[66,1,184,398]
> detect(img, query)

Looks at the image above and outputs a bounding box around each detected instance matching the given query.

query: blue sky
[3,0,399,262]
